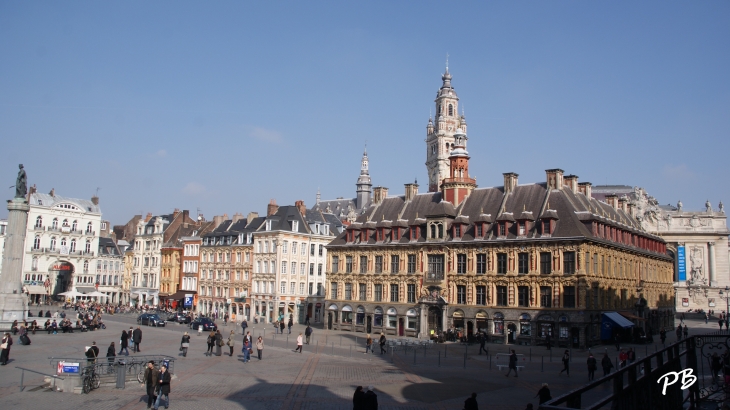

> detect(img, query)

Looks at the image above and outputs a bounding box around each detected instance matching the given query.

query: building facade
[0,220,7,277]
[95,237,125,303]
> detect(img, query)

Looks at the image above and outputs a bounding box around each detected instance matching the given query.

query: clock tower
[425,65,467,192]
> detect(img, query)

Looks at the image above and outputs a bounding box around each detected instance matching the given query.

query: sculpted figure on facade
[706,200,712,213]
[689,246,705,286]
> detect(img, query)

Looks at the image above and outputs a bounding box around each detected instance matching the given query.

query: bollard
[439,351,441,367]
[541,356,544,372]
[286,335,289,348]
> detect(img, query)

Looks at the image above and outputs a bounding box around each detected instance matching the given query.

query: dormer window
[453,224,461,238]
[227,236,232,245]
[429,222,444,239]
[292,221,298,232]
[247,233,252,244]
[518,223,526,236]
[543,220,551,234]
[410,227,418,240]
[265,220,272,231]
[475,224,483,237]
[324,225,329,235]
[498,223,506,237]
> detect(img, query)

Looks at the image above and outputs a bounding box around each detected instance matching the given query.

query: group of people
[364,333,387,354]
[143,360,172,410]
[273,316,294,334]
[118,326,143,354]
[352,386,378,409]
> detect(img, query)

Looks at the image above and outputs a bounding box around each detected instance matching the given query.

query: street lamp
[718,287,730,330]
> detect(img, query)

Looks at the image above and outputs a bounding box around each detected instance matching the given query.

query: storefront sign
[677,246,686,281]
[51,263,73,271]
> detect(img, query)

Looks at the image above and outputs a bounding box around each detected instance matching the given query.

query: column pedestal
[0,198,30,329]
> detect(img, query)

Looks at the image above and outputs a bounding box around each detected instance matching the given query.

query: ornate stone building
[95,237,125,303]
[312,150,373,223]
[324,71,675,348]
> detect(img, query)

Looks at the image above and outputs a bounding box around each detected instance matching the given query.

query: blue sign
[678,246,686,281]
[59,362,80,373]
[184,295,193,308]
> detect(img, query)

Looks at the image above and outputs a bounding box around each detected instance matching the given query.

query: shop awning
[77,286,96,294]
[603,312,634,328]
[25,285,47,295]
[167,290,196,300]
[618,311,646,321]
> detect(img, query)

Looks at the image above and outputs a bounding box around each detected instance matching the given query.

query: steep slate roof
[30,193,101,213]
[98,237,121,256]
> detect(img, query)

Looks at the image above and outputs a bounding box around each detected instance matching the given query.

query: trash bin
[116,360,125,389]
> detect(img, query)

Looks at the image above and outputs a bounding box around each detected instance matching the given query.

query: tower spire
[445,53,449,72]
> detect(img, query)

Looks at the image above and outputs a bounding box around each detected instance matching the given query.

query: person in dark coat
[683,325,689,339]
[0,333,12,365]
[288,318,293,334]
[133,327,143,353]
[106,342,116,365]
[478,332,487,355]
[559,350,570,376]
[378,333,387,354]
[85,341,99,365]
[279,320,285,334]
[535,383,552,404]
[675,324,683,341]
[144,361,159,409]
[305,325,313,344]
[353,385,365,410]
[506,349,518,377]
[586,353,597,381]
[364,386,378,410]
[119,329,130,355]
[214,330,223,356]
[464,392,478,410]
[545,333,551,350]
[241,319,248,335]
[660,328,667,346]
[601,353,614,376]
[154,364,171,409]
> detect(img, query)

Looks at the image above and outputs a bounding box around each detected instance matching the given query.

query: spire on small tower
[445,53,449,72]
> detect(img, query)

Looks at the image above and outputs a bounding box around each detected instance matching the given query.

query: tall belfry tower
[355,148,372,209]
[425,60,468,192]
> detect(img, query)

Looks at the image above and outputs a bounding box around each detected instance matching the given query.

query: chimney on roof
[213,215,225,228]
[564,175,578,193]
[223,213,229,220]
[173,208,180,218]
[267,199,279,217]
[503,173,518,194]
[627,201,636,218]
[618,196,629,213]
[545,169,564,190]
[145,213,153,222]
[232,212,243,223]
[605,194,619,210]
[295,200,306,217]
[247,212,259,224]
[91,195,99,205]
[373,186,388,205]
[577,182,592,199]
[49,188,55,197]
[183,210,189,221]
[404,182,419,202]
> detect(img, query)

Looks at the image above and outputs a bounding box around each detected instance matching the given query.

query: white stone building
[130,216,165,306]
[0,220,7,277]
[22,191,102,303]
[94,237,126,303]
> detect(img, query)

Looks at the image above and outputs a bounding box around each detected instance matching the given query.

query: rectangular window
[518,252,529,274]
[540,286,552,307]
[319,245,323,256]
[374,284,382,302]
[540,252,552,274]
[476,254,487,274]
[457,254,466,274]
[407,255,416,273]
[390,284,399,302]
[318,264,322,276]
[280,281,286,293]
[454,224,461,237]
[407,284,415,303]
[476,286,486,305]
[563,286,576,308]
[457,285,466,304]
[292,242,297,254]
[332,256,339,273]
[543,220,550,235]
[299,283,305,295]
[518,222,526,236]
[282,263,287,274]
[345,283,352,300]
[360,256,367,273]
[375,256,383,273]
[497,253,507,274]
[496,286,508,306]
[518,286,529,307]
[345,256,353,273]
[291,262,296,275]
[498,223,506,236]
[391,255,399,273]
[331,282,338,299]
[310,244,315,256]
[563,252,576,274]
[282,241,288,254]
[359,283,367,301]
[309,263,314,275]
[290,282,295,294]
[476,224,483,237]
[427,254,445,280]
[593,254,598,274]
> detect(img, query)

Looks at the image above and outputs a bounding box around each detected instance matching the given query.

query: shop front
[340,305,353,331]
[492,312,505,343]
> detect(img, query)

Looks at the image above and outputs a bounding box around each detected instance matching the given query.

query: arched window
[33,236,41,249]
[448,104,453,116]
[32,257,38,271]
[83,260,89,273]
[438,104,442,114]
[50,237,57,250]
[85,240,91,253]
[62,219,69,227]
[52,218,58,230]
[86,222,93,234]
[60,237,67,248]
[72,220,78,231]
[70,239,76,253]
[35,216,42,228]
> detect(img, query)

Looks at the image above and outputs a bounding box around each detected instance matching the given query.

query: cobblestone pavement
[0,311,712,409]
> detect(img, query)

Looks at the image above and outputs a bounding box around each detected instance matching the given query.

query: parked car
[137,313,166,327]
[190,317,217,331]
[167,313,192,324]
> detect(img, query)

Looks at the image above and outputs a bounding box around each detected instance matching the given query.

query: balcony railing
[424,270,444,283]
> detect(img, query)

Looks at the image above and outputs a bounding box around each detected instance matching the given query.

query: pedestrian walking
[144,361,159,409]
[119,329,130,355]
[379,333,387,354]
[154,365,171,410]
[660,328,666,346]
[180,332,190,357]
[719,319,724,330]
[206,331,215,356]
[288,318,293,334]
[706,313,709,324]
[305,325,312,344]
[559,350,570,376]
[586,353,597,381]
[353,386,365,410]
[627,348,636,365]
[478,332,488,355]
[365,334,373,354]
[295,333,303,353]
[364,386,378,410]
[244,331,252,346]
[545,333,551,350]
[215,330,223,356]
[256,336,264,360]
[464,392,478,410]
[680,313,685,323]
[280,320,285,335]
[601,353,614,376]
[106,342,116,365]
[274,320,279,334]
[197,322,202,337]
[683,325,689,339]
[505,349,519,377]
[535,383,552,404]
[242,340,251,362]
[133,327,143,353]
[241,318,248,335]
[619,349,628,368]
[227,330,235,357]
[0,333,13,365]
[305,315,310,325]
[676,324,683,341]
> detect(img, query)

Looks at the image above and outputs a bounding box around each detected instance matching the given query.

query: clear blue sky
[1,1,728,224]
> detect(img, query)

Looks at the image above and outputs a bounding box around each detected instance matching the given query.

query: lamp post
[719,287,730,331]
[635,285,647,335]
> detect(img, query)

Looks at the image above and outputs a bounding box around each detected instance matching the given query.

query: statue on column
[13,164,27,199]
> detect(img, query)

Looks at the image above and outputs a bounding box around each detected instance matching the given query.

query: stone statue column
[708,242,716,287]
[0,197,30,328]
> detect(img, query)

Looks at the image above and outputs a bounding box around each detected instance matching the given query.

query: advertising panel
[678,246,686,281]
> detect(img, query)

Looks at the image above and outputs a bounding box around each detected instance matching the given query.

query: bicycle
[80,364,100,394]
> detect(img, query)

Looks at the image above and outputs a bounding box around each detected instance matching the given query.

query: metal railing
[15,366,64,392]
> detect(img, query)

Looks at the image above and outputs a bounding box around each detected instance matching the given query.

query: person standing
[0,333,12,365]
[288,318,293,334]
[215,330,224,356]
[119,329,130,355]
[627,348,636,365]
[206,331,215,356]
[256,336,264,360]
[106,342,116,365]
[586,353,597,381]
[478,332,487,355]
[305,315,310,326]
[505,349,518,377]
[559,350,570,376]
[180,332,190,357]
[227,330,235,357]
[660,328,667,346]
[242,340,251,362]
[711,352,722,381]
[719,319,724,330]
[305,325,312,344]
[364,386,378,410]
[133,327,143,353]
[618,349,628,368]
[545,333,551,350]
[241,318,248,336]
[379,333,387,354]
[295,333,303,353]
[274,319,279,334]
[244,331,252,346]
[280,320,285,335]
[601,353,614,376]
[535,383,552,405]
[144,361,159,409]
[154,364,171,410]
[365,334,373,354]
[614,333,620,351]
[675,324,683,341]
[683,325,689,339]
[85,341,99,365]
[464,392,478,410]
[353,386,365,410]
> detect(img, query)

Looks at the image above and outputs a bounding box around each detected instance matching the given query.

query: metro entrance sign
[184,294,193,308]
[57,361,80,374]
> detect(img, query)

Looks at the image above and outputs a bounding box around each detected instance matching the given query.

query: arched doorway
[467,321,474,340]
[507,323,517,344]
[398,318,404,336]
[327,312,333,330]
[428,306,442,336]
[366,315,372,333]
[49,261,74,300]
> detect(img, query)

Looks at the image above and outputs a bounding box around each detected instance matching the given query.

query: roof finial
[445,53,449,72]
[523,204,526,211]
